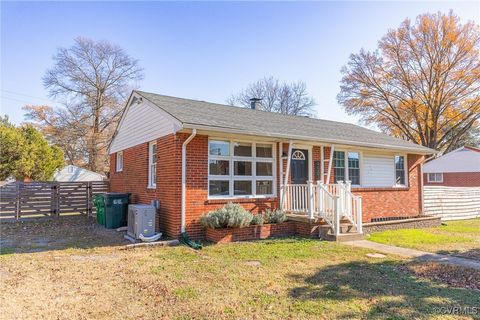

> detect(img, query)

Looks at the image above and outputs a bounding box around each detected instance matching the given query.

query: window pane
[209,140,230,156]
[347,152,360,185]
[396,169,405,185]
[256,162,273,176]
[256,144,272,158]
[395,155,404,170]
[333,151,345,183]
[234,161,252,176]
[436,173,443,181]
[209,160,229,175]
[256,180,273,195]
[151,144,157,163]
[234,180,252,195]
[234,142,252,157]
[209,180,229,196]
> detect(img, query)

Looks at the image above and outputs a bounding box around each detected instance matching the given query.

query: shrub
[264,209,287,224]
[251,214,264,226]
[200,203,253,229]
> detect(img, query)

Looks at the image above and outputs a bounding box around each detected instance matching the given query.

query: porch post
[326,144,335,184]
[307,180,314,219]
[320,146,325,184]
[281,140,294,209]
[279,142,283,209]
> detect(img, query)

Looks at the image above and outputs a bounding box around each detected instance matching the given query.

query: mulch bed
[400,262,480,291]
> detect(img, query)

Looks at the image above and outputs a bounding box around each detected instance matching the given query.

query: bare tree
[25,37,143,172]
[337,12,480,152]
[228,77,316,117]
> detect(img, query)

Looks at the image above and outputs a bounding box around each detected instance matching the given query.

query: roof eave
[182,123,437,155]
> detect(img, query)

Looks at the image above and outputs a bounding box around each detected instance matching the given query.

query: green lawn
[368,219,480,259]
[1,237,479,319]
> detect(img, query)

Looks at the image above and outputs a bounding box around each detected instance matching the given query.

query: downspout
[181,129,197,233]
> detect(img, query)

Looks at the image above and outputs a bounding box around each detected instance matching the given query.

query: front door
[290,149,309,184]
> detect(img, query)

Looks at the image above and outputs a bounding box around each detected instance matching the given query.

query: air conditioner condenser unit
[127,204,158,240]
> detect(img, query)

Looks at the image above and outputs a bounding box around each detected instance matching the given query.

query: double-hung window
[395,155,406,185]
[333,150,360,185]
[116,151,123,172]
[148,141,157,188]
[427,173,443,183]
[208,140,275,198]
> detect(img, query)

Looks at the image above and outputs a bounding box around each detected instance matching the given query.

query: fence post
[87,182,92,216]
[307,180,314,219]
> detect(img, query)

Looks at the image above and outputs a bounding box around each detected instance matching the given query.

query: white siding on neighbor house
[424,186,480,220]
[361,152,395,187]
[54,165,106,182]
[109,98,182,154]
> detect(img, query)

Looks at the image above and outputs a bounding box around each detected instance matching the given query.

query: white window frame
[394,154,408,187]
[333,149,361,186]
[148,141,157,188]
[427,172,443,183]
[116,151,123,172]
[208,139,276,199]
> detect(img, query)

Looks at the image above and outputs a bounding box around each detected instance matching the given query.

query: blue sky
[1,1,479,126]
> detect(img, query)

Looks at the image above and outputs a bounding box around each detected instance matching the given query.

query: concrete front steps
[286,213,364,242]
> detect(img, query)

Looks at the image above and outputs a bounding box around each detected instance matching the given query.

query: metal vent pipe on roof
[249,98,262,110]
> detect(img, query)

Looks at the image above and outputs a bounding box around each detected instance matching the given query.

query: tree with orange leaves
[338,11,480,152]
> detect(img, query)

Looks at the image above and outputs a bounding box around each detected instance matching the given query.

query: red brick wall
[180,134,279,240]
[423,172,480,187]
[110,134,426,237]
[353,154,424,222]
[109,134,182,238]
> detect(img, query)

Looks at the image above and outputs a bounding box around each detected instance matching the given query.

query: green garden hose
[181,232,203,250]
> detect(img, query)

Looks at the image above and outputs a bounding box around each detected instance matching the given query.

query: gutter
[181,124,437,155]
[181,129,197,233]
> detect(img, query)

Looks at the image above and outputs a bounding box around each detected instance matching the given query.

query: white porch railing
[282,181,363,235]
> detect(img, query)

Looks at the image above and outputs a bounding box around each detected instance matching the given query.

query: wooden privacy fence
[424,186,480,220]
[0,181,109,220]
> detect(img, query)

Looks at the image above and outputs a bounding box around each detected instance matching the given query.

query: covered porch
[278,141,363,237]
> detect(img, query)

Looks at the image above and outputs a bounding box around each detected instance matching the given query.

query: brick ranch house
[423,146,480,187]
[109,90,436,240]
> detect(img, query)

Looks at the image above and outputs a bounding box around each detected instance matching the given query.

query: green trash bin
[103,193,130,229]
[93,194,106,226]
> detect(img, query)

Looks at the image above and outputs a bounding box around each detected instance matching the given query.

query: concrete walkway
[344,240,480,270]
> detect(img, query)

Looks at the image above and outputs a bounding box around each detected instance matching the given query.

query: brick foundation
[205,221,296,243]
[363,216,441,233]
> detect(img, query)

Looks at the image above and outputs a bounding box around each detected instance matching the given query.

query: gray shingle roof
[136,90,435,154]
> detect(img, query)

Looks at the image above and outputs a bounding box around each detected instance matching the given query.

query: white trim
[148,141,157,188]
[208,138,276,199]
[116,151,123,172]
[427,172,444,183]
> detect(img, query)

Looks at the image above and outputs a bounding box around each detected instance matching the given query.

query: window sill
[147,186,156,190]
[205,197,277,205]
[352,186,409,192]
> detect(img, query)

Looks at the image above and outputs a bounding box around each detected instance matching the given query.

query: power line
[1,89,52,102]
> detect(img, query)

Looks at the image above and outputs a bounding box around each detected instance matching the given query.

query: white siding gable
[423,147,480,173]
[362,152,395,187]
[109,97,182,154]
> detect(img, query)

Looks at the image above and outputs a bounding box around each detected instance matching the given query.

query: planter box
[206,221,295,244]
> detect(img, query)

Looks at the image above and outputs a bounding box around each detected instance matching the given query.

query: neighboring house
[423,146,480,187]
[109,90,436,239]
[53,165,106,182]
